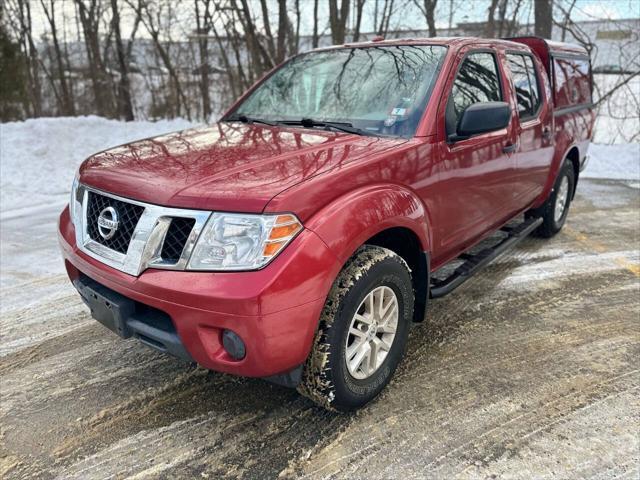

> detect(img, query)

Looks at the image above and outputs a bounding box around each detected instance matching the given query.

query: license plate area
[74,278,135,338]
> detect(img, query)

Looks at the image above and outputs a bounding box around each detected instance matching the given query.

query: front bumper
[58,206,340,379]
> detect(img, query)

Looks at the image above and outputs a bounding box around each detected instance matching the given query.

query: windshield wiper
[277,118,373,136]
[226,114,278,127]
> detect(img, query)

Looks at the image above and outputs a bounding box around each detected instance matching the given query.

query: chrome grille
[86,191,144,254]
[161,217,196,263]
[74,184,211,276]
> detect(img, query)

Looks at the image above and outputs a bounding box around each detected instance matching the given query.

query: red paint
[59,37,594,378]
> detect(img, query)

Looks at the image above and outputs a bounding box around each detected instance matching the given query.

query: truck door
[432,48,519,264]
[504,52,554,206]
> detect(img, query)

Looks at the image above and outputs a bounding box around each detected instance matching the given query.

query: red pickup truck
[59,36,594,411]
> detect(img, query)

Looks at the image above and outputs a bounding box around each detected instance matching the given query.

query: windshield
[227,45,447,137]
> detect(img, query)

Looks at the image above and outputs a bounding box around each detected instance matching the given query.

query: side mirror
[451,101,511,141]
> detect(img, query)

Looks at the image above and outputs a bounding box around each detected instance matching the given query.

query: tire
[297,245,414,412]
[528,159,575,238]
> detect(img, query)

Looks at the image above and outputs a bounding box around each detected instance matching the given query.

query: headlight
[187,213,303,271]
[69,173,80,226]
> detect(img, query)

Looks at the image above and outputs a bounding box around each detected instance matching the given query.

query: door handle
[542,127,552,140]
[502,143,518,154]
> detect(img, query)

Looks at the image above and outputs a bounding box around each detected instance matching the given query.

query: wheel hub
[554,176,570,223]
[345,286,399,380]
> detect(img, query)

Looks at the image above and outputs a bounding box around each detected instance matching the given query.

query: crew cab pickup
[58,37,595,411]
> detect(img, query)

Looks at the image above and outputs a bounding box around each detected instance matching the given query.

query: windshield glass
[228,45,447,137]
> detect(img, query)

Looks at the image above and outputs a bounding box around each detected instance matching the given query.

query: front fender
[304,184,431,265]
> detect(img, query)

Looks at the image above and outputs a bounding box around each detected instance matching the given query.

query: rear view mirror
[451,101,511,141]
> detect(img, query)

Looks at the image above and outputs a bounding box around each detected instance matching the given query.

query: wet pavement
[1,178,638,479]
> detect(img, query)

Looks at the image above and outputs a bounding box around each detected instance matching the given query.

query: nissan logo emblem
[97,206,120,240]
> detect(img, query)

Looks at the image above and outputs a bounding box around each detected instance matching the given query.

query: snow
[582,143,640,181]
[0,116,197,215]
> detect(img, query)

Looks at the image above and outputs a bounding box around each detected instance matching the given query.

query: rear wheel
[297,245,414,412]
[528,159,575,238]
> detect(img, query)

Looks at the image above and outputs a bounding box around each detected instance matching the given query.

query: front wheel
[297,246,414,411]
[528,159,575,238]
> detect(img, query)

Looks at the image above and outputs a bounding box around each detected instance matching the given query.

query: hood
[80,122,407,212]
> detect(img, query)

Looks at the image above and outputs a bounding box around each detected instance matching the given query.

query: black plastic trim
[553,103,594,117]
[430,216,543,298]
[73,274,194,362]
[264,364,303,388]
[504,51,544,121]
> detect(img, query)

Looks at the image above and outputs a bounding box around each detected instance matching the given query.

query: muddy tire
[297,245,414,412]
[528,159,575,238]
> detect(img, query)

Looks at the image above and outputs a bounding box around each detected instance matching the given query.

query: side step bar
[430,216,543,298]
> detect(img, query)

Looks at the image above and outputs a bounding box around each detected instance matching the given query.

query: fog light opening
[222,329,246,360]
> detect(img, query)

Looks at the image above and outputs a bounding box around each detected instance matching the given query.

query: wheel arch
[536,141,582,208]
[565,146,580,199]
[305,184,432,323]
[363,227,429,323]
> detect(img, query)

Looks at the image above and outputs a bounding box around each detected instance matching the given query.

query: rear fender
[534,137,580,208]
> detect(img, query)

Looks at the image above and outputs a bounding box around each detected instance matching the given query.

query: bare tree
[134,0,192,119]
[194,0,213,119]
[111,0,134,120]
[329,0,350,45]
[39,0,75,115]
[485,0,499,37]
[352,0,367,42]
[10,0,43,116]
[312,0,320,47]
[277,0,289,62]
[413,0,438,37]
[375,0,395,37]
[535,0,553,38]
[556,0,577,41]
[74,0,114,117]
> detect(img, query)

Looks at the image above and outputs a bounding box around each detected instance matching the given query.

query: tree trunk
[259,0,277,62]
[426,0,437,37]
[17,0,43,116]
[277,0,288,62]
[110,0,134,120]
[328,0,350,45]
[194,0,212,119]
[535,0,553,38]
[75,0,113,117]
[496,0,508,37]
[40,0,75,115]
[353,0,366,42]
[485,0,499,37]
[376,0,395,37]
[312,0,319,47]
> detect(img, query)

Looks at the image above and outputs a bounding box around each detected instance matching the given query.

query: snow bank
[583,143,640,181]
[0,116,197,214]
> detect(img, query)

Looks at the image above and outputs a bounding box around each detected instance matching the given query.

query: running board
[430,217,543,299]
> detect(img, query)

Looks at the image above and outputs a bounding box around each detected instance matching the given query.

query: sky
[19,0,640,42]
[349,0,640,33]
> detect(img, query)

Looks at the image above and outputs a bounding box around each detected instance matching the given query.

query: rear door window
[446,52,502,135]
[506,53,541,119]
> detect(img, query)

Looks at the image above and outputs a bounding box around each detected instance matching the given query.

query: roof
[503,36,589,57]
[312,36,538,52]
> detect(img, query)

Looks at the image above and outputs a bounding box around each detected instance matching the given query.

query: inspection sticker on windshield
[391,108,407,116]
